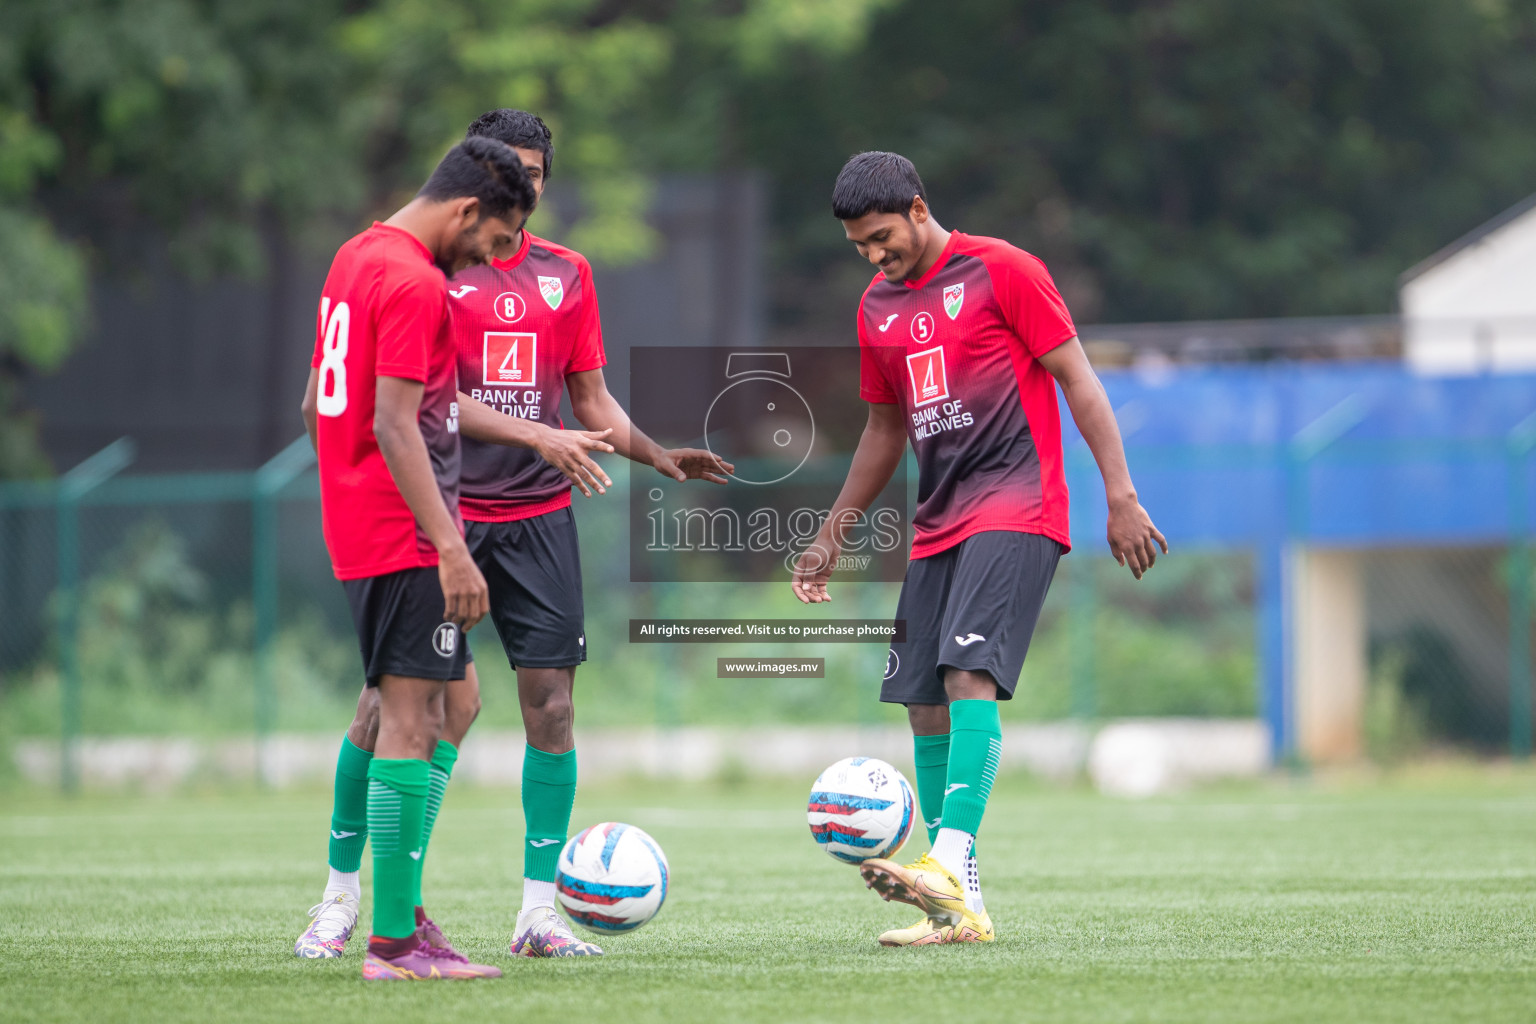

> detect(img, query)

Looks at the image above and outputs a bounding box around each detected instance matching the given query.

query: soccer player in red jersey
[793,152,1167,946]
[449,109,728,958]
[295,111,728,963]
[299,137,535,980]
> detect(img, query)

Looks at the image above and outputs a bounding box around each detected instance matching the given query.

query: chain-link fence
[1,430,1532,787]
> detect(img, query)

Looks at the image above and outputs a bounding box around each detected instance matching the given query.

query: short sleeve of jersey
[310,303,327,368]
[857,289,898,404]
[375,267,447,382]
[566,257,606,374]
[988,248,1077,359]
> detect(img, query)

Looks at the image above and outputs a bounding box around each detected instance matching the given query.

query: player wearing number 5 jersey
[300,137,534,981]
[793,152,1167,947]
[295,110,730,966]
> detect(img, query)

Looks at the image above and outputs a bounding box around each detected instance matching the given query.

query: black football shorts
[881,530,1064,705]
[342,565,473,686]
[465,506,587,670]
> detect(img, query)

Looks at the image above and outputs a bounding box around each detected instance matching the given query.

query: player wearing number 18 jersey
[300,137,534,981]
[794,152,1167,948]
[312,224,464,582]
[295,110,730,966]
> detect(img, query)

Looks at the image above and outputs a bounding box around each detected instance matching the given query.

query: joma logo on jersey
[483,332,537,386]
[906,346,949,407]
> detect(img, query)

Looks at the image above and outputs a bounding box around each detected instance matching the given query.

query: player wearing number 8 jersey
[294,110,731,966]
[301,137,535,981]
[793,152,1167,947]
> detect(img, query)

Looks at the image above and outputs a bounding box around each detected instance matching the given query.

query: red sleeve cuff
[566,355,607,374]
[1030,326,1077,359]
[375,362,428,383]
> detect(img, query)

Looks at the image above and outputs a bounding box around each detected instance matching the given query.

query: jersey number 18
[316,297,350,417]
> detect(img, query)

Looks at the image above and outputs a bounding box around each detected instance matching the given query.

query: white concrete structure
[14,721,1270,793]
[1292,549,1368,762]
[1401,193,1536,374]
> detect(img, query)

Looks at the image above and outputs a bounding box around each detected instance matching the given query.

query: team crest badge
[538,275,564,310]
[943,283,964,320]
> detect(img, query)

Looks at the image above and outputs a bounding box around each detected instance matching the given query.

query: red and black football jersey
[858,231,1076,559]
[448,231,606,522]
[311,223,462,580]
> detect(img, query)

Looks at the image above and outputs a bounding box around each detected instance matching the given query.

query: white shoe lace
[306,894,359,941]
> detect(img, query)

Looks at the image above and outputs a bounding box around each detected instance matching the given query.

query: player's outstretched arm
[791,402,906,605]
[1037,338,1168,580]
[566,368,732,484]
[457,389,616,497]
[375,375,488,629]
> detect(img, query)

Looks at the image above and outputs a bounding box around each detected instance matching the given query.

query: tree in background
[0,37,85,477]
[0,0,893,476]
[337,0,894,262]
[4,0,1535,476]
[692,0,1536,326]
[0,0,361,476]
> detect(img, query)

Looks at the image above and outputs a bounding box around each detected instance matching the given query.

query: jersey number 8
[316,297,350,417]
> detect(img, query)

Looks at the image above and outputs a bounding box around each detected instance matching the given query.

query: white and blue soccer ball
[556,822,670,933]
[807,756,916,864]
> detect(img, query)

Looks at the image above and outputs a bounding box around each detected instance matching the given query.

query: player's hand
[1107,494,1168,580]
[438,543,489,631]
[791,538,840,604]
[654,448,733,484]
[535,426,615,497]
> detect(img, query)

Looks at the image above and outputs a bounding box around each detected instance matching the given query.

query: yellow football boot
[859,852,967,924]
[878,915,943,947]
[923,905,996,945]
[879,906,996,946]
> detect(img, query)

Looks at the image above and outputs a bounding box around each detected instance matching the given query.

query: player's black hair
[466,108,554,179]
[418,136,536,222]
[831,151,927,221]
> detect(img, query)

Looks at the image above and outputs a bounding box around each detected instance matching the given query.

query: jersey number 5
[316,297,350,417]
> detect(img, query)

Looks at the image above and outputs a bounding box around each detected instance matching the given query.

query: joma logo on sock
[528,839,561,848]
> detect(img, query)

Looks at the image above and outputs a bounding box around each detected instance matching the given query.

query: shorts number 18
[316,297,350,417]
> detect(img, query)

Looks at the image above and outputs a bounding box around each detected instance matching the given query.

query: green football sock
[940,699,1001,836]
[912,732,950,846]
[522,745,576,883]
[413,740,459,907]
[327,735,372,873]
[367,757,429,940]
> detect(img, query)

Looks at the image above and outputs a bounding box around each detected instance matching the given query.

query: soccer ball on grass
[806,756,915,864]
[556,822,670,933]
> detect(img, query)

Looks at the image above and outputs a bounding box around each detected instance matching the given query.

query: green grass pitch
[3,770,1535,1022]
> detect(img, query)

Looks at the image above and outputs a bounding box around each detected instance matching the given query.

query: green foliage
[0,521,357,737]
[0,209,85,477]
[0,0,363,476]
[1365,644,1431,764]
[701,0,1536,324]
[1017,551,1257,719]
[0,0,898,476]
[4,0,1536,476]
[0,503,1257,736]
[337,0,674,264]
